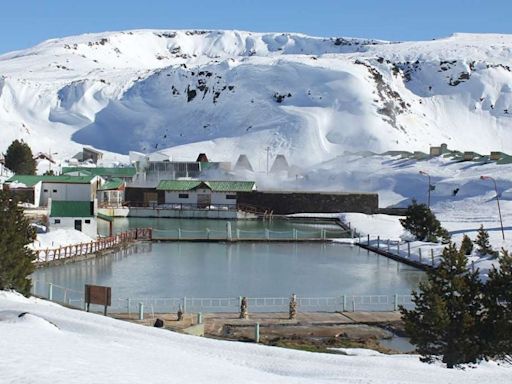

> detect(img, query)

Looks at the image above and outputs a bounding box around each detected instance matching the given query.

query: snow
[0,291,510,383]
[29,228,95,250]
[1,30,512,167]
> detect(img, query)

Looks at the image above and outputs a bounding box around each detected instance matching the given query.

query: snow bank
[29,229,95,250]
[0,291,510,383]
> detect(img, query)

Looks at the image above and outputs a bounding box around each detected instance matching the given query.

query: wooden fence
[35,228,152,264]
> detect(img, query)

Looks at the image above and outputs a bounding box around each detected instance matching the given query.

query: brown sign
[85,284,111,315]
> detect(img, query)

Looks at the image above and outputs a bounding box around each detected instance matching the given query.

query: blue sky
[1,0,510,54]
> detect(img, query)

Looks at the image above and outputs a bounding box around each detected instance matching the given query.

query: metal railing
[30,281,414,314]
[151,227,350,241]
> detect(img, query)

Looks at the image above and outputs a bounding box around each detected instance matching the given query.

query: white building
[4,175,101,207]
[157,180,255,208]
[48,199,98,239]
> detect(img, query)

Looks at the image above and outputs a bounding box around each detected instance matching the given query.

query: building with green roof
[62,166,136,182]
[156,180,255,208]
[49,199,97,239]
[4,174,100,207]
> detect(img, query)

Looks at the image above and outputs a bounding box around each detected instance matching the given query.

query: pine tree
[400,200,445,242]
[481,248,512,358]
[475,225,493,255]
[0,191,36,296]
[460,234,473,256]
[4,139,36,175]
[401,243,484,367]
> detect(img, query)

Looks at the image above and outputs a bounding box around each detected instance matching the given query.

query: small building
[156,180,255,208]
[83,147,103,164]
[429,143,449,156]
[4,175,101,207]
[49,199,97,239]
[490,151,509,161]
[97,178,125,207]
[463,151,482,161]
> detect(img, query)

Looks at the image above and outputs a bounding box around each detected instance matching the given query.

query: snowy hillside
[1,30,512,166]
[0,291,510,383]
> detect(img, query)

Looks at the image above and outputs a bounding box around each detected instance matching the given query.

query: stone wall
[237,191,378,214]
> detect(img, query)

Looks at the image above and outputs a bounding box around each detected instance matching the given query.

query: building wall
[50,217,98,239]
[163,189,237,206]
[237,191,379,214]
[40,183,94,206]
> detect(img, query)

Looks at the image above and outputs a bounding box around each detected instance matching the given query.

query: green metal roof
[157,180,255,192]
[62,167,136,178]
[6,174,96,187]
[98,178,124,191]
[157,180,203,191]
[50,201,93,218]
[206,181,255,192]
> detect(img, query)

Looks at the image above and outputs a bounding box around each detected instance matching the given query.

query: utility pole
[266,146,270,175]
[419,171,432,208]
[480,175,505,240]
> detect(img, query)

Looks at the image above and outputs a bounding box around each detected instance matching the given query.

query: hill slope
[1,30,512,166]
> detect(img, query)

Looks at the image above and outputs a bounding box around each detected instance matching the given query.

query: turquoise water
[32,241,424,311]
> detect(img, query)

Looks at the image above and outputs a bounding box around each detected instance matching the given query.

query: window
[226,194,236,200]
[52,189,57,193]
[54,219,61,224]
[43,189,48,193]
[85,219,91,224]
[178,193,189,199]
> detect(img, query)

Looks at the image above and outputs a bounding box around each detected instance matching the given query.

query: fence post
[183,296,187,313]
[407,242,411,258]
[352,298,356,312]
[226,222,232,242]
[419,248,422,263]
[138,302,144,320]
[321,228,326,240]
[293,228,297,240]
[397,242,400,256]
[377,236,380,249]
[197,312,203,324]
[394,294,399,311]
[342,295,347,312]
[265,229,270,241]
[367,234,370,245]
[206,228,210,240]
[48,283,53,301]
[178,228,182,240]
[236,228,240,240]
[387,239,390,252]
[255,322,260,343]
[431,249,434,266]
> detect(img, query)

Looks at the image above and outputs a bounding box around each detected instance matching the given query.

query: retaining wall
[237,191,378,214]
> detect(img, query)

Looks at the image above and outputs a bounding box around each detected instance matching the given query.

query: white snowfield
[0,291,509,384]
[1,30,512,166]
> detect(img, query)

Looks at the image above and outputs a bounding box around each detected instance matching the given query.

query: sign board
[85,284,111,315]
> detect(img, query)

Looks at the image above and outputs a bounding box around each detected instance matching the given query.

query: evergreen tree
[400,200,445,242]
[4,139,36,175]
[475,225,493,255]
[401,243,484,367]
[481,248,512,358]
[0,191,36,296]
[460,234,473,256]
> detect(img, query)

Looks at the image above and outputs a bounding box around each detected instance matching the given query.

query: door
[74,219,82,232]
[197,194,211,209]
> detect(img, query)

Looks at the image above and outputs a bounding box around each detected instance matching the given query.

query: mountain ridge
[1,29,511,166]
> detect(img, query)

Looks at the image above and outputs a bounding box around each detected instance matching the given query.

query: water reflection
[33,242,424,301]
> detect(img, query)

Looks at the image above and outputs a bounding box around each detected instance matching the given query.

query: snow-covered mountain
[1,29,512,167]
